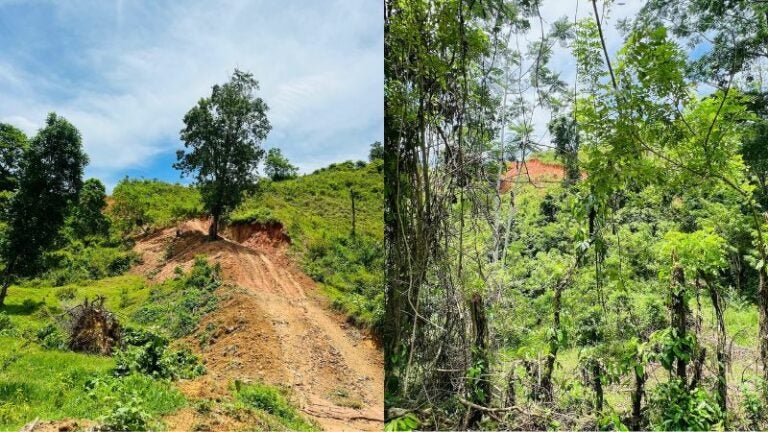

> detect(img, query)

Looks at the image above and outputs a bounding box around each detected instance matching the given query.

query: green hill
[109,159,384,332]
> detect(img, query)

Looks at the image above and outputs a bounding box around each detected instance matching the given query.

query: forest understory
[384,0,768,430]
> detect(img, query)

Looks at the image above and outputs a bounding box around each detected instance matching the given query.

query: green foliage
[36,323,66,350]
[41,243,138,286]
[0,312,14,336]
[110,178,203,234]
[740,378,767,430]
[114,327,204,380]
[2,113,89,279]
[385,413,420,432]
[647,379,722,431]
[67,178,110,239]
[264,147,298,181]
[133,257,220,337]
[549,116,580,186]
[647,328,697,372]
[80,374,185,430]
[55,286,78,301]
[0,334,186,430]
[99,394,152,431]
[657,230,728,278]
[175,69,271,238]
[233,380,316,431]
[229,206,279,225]
[0,123,27,193]
[369,141,384,161]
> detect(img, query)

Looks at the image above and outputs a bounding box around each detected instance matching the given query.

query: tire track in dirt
[133,219,383,431]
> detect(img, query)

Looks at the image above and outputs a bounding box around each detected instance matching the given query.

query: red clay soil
[132,218,384,431]
[499,159,568,192]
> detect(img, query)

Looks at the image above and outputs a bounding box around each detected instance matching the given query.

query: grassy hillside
[109,178,203,234]
[107,159,384,333]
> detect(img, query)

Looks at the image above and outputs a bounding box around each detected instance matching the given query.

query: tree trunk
[350,190,357,237]
[209,210,220,240]
[0,262,15,307]
[0,280,9,307]
[759,266,768,386]
[705,275,727,418]
[670,261,687,381]
[541,279,562,403]
[466,293,490,429]
[505,367,517,408]
[631,367,646,429]
[592,361,604,412]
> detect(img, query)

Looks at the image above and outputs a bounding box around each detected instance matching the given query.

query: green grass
[4,275,148,329]
[0,337,185,429]
[0,272,195,430]
[109,178,203,234]
[231,160,383,240]
[233,380,318,431]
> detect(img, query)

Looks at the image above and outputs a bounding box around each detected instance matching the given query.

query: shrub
[647,379,722,431]
[100,395,151,431]
[233,380,315,431]
[0,312,14,336]
[77,374,185,430]
[114,327,204,380]
[36,323,67,350]
[132,257,220,338]
[741,379,767,430]
[229,207,279,225]
[55,286,78,301]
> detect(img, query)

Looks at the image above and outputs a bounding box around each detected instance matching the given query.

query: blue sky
[0,0,383,191]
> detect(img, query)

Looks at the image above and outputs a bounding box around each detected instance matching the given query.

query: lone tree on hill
[0,113,88,306]
[264,147,298,181]
[175,69,271,239]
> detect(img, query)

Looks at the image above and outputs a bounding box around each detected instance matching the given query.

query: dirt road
[133,219,383,431]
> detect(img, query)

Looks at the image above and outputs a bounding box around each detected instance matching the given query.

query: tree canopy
[175,69,271,239]
[264,147,298,181]
[0,113,88,305]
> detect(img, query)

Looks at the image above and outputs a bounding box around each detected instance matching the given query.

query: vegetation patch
[133,257,221,337]
[232,380,317,431]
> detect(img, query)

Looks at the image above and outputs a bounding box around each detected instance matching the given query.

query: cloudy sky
[0,0,383,190]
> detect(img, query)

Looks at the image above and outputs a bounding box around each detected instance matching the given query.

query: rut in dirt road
[133,219,384,431]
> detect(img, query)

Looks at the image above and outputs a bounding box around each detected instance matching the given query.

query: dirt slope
[133,219,384,431]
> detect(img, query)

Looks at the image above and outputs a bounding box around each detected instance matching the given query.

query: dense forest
[0,71,383,430]
[384,0,768,430]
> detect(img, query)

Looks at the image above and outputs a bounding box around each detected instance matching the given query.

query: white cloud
[0,0,383,188]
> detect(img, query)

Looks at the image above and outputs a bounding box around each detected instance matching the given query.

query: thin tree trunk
[541,279,562,402]
[670,259,687,381]
[466,293,490,429]
[506,367,517,408]
[704,273,728,418]
[759,266,768,386]
[0,261,15,307]
[0,280,9,307]
[209,210,220,240]
[592,361,604,411]
[631,366,646,429]
[350,190,357,237]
